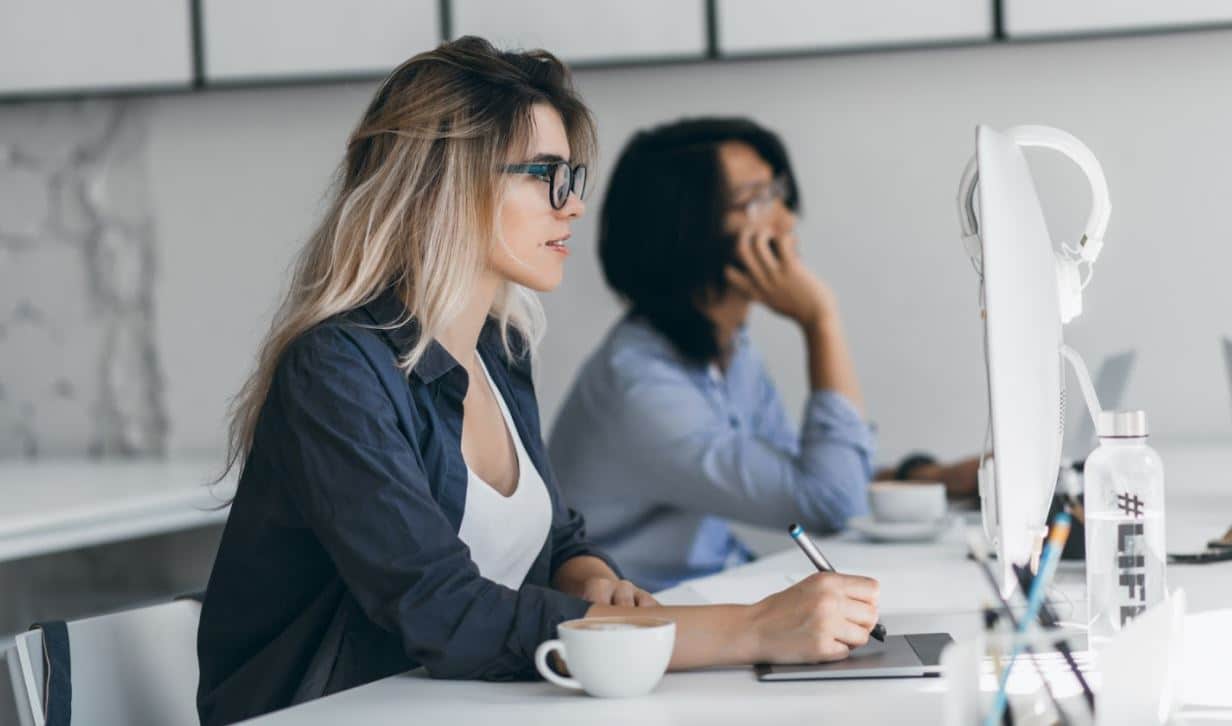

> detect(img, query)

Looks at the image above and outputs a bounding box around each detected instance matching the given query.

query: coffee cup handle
[534,639,583,691]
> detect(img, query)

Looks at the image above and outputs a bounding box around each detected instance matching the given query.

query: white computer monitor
[972,125,1067,595]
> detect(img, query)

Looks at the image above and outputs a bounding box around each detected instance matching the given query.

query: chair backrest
[10,599,201,726]
[10,629,44,726]
[5,644,36,726]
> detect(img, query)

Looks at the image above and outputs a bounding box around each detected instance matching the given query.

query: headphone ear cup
[1055,254,1083,324]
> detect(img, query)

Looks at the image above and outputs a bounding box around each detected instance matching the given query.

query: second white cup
[869,481,947,523]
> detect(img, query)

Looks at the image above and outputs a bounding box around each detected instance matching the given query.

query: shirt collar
[357,287,507,384]
[620,315,753,375]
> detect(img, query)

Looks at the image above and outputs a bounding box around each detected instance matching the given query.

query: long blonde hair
[222,36,596,479]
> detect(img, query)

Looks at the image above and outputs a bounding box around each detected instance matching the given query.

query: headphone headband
[957,125,1111,265]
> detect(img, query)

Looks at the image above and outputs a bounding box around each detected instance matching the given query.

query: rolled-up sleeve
[268,326,589,680]
[547,504,624,580]
[612,354,875,532]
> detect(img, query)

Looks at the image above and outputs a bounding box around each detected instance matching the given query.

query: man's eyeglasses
[728,174,790,218]
[504,161,588,210]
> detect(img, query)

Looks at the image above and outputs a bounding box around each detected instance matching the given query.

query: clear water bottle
[1083,410,1166,649]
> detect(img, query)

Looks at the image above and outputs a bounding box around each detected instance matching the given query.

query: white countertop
[0,458,235,561]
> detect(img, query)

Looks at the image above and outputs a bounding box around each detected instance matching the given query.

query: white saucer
[848,515,953,543]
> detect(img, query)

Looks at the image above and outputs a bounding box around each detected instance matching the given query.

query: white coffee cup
[868,481,947,523]
[534,616,675,698]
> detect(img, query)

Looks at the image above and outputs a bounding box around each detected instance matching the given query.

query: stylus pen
[788,524,887,642]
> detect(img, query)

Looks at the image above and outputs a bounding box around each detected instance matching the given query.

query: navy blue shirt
[197,291,617,725]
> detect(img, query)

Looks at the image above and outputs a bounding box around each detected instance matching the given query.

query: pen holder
[942,618,1094,726]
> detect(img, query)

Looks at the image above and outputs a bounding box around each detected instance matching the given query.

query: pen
[986,513,1073,726]
[967,530,1082,721]
[787,523,887,642]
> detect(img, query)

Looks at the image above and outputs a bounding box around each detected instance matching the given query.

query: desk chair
[6,598,201,726]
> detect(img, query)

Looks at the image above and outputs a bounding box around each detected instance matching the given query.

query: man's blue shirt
[549,316,875,592]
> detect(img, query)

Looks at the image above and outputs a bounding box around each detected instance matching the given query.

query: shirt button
[729,416,739,429]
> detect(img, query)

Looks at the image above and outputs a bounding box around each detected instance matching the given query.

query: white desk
[246,612,988,726]
[246,443,1232,725]
[0,459,235,562]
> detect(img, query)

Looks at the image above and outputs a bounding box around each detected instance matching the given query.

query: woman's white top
[456,355,553,591]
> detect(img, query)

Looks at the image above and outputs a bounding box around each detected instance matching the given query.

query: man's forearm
[803,315,864,415]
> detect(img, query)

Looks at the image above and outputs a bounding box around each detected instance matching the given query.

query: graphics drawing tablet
[755,633,953,681]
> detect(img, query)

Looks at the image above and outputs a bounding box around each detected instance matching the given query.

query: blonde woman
[197,37,880,725]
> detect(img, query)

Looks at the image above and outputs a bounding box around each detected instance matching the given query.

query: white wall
[149,29,1232,463]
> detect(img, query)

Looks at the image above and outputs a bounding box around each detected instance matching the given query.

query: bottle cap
[1097,409,1148,438]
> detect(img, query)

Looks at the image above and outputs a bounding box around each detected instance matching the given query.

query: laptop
[1063,349,1136,461]
[1223,337,1232,421]
[755,633,952,681]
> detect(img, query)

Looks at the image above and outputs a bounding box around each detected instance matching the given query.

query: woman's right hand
[748,572,880,663]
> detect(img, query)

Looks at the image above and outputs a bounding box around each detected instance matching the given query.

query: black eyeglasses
[504,161,588,210]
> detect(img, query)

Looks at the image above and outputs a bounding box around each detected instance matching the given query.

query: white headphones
[956,125,1112,324]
